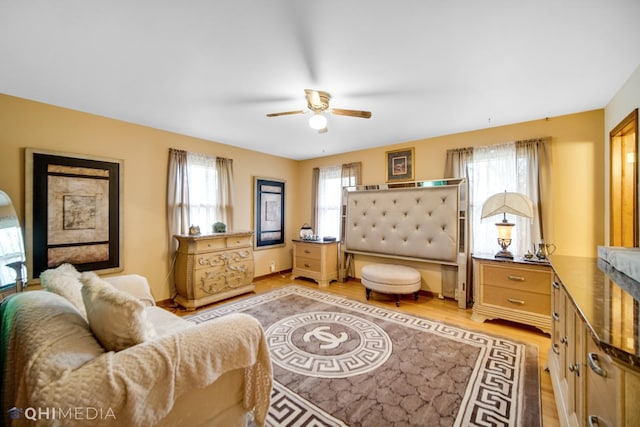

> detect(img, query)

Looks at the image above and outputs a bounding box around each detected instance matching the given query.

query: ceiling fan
[266,89,372,133]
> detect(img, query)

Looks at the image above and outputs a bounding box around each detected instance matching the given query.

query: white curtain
[316,165,342,238]
[186,152,219,232]
[470,143,527,256]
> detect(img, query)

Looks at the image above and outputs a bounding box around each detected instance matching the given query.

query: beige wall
[1,93,607,301]
[296,109,606,261]
[0,94,299,301]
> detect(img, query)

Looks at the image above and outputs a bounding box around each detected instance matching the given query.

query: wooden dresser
[549,256,640,427]
[472,255,552,334]
[173,231,255,310]
[291,239,339,287]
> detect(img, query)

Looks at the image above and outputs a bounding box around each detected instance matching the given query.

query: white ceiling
[1,1,639,160]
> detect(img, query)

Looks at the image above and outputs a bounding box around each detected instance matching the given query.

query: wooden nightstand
[471,254,552,334]
[291,239,339,287]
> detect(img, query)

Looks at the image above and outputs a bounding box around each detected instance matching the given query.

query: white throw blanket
[1,291,272,426]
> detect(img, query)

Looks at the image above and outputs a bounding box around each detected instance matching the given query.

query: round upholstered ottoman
[361,263,421,306]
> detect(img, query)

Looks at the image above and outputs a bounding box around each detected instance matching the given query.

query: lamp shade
[481,191,534,219]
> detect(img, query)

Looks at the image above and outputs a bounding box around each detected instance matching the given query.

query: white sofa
[0,265,272,427]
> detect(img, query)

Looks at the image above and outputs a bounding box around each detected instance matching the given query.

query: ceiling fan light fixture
[309,112,327,130]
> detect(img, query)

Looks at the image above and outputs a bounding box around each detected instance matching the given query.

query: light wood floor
[163,273,560,427]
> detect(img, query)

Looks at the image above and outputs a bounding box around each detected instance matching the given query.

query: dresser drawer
[482,284,551,315]
[294,256,322,273]
[226,235,252,248]
[194,238,226,252]
[481,264,551,295]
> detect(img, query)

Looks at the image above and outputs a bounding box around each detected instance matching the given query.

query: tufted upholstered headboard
[343,179,469,308]
[344,185,461,263]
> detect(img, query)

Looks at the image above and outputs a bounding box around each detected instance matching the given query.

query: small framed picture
[386,147,415,182]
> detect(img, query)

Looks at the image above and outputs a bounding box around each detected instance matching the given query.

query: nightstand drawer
[482,284,551,315]
[294,256,321,272]
[481,264,551,295]
[295,243,322,258]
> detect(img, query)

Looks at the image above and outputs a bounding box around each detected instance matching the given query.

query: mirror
[0,190,26,292]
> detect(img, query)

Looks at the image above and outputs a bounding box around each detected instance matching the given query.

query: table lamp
[481,191,533,259]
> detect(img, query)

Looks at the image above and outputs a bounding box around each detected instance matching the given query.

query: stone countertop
[550,254,640,370]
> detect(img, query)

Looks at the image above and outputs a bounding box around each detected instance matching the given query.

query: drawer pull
[588,352,607,377]
[507,298,525,305]
[588,416,600,427]
[552,281,560,289]
[560,336,568,345]
[569,363,580,376]
[551,343,560,355]
[508,275,525,281]
[304,250,312,254]
[552,312,560,321]
[304,263,311,268]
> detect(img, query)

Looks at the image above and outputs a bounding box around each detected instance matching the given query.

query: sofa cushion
[104,274,156,307]
[146,306,194,336]
[80,271,157,351]
[39,263,87,320]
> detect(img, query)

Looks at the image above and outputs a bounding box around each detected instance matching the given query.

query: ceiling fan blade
[330,108,372,119]
[266,110,305,117]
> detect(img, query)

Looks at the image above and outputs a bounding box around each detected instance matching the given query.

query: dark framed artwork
[25,148,123,282]
[386,147,415,182]
[254,177,285,249]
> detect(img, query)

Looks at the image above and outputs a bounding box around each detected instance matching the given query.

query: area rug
[186,285,541,427]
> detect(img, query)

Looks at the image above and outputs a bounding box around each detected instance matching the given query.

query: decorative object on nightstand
[213,222,226,233]
[481,191,534,259]
[299,223,313,239]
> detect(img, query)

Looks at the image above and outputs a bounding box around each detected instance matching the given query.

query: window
[461,141,543,257]
[313,162,361,239]
[186,152,220,231]
[316,165,342,238]
[167,148,234,244]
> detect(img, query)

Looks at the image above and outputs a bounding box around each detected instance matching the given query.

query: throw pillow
[39,263,87,320]
[80,271,157,351]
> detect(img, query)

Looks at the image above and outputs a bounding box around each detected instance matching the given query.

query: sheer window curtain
[312,162,361,238]
[315,165,342,237]
[445,138,551,258]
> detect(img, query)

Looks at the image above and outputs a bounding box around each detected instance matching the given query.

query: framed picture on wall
[25,148,123,282]
[254,177,285,249]
[386,147,415,182]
